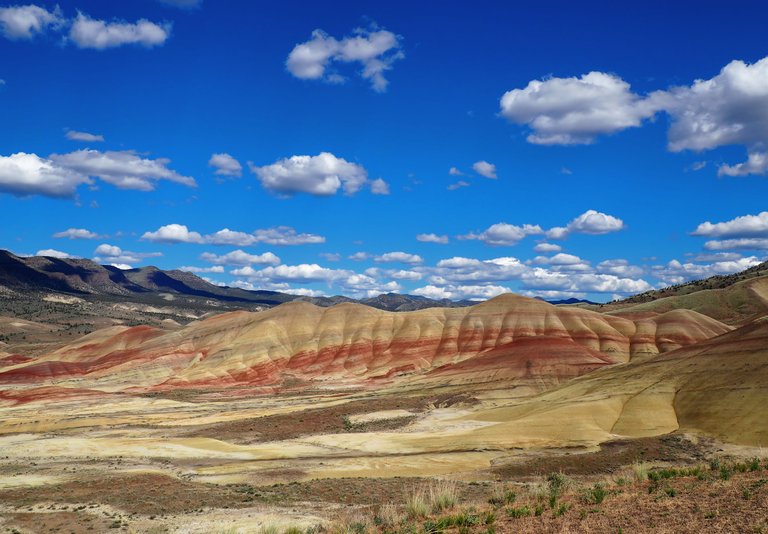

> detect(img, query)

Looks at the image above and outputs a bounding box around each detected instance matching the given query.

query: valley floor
[0,385,766,533]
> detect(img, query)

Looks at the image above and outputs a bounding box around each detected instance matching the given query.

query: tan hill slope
[0,294,731,397]
[469,315,768,447]
[603,268,768,326]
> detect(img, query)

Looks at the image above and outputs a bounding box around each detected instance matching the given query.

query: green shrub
[586,483,607,505]
[506,505,531,518]
[553,503,570,517]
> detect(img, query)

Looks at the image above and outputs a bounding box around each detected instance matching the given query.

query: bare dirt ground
[0,384,765,533]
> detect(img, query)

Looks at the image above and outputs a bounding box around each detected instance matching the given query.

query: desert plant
[428,479,459,513]
[506,505,531,518]
[546,472,571,508]
[585,483,607,505]
[405,488,429,518]
[375,503,402,528]
[487,484,516,507]
[632,461,649,482]
[553,503,571,517]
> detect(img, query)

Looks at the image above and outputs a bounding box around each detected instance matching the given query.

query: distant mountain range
[0,250,474,316]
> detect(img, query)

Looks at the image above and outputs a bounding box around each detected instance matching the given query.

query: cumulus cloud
[208,153,242,177]
[703,238,768,251]
[0,4,63,39]
[199,250,280,266]
[533,242,562,253]
[652,257,763,285]
[141,224,324,246]
[0,152,91,198]
[232,263,343,284]
[65,130,104,143]
[413,284,511,301]
[374,251,423,264]
[596,259,645,278]
[460,223,544,246]
[348,252,369,261]
[501,57,768,176]
[250,152,372,196]
[500,71,659,144]
[69,13,171,49]
[448,167,464,176]
[369,177,390,195]
[92,243,162,266]
[472,160,497,179]
[319,252,341,262]
[251,226,325,245]
[179,265,224,274]
[547,210,625,239]
[692,212,768,238]
[53,228,102,240]
[50,149,195,191]
[286,26,403,92]
[36,248,74,259]
[531,253,586,266]
[521,269,652,294]
[417,233,449,244]
[141,224,203,243]
[658,57,768,154]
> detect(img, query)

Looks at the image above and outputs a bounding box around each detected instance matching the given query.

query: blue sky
[1,0,767,301]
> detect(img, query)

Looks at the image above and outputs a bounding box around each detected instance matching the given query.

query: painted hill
[0,294,731,398]
[605,275,768,326]
[467,315,768,447]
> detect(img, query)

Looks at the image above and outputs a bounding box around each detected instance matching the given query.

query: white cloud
[252,226,325,245]
[0,4,62,40]
[388,269,423,281]
[596,259,645,278]
[349,252,369,261]
[500,57,768,176]
[208,153,242,178]
[688,252,743,262]
[36,248,74,259]
[179,265,224,274]
[250,152,370,196]
[374,251,423,264]
[0,152,91,198]
[652,257,763,285]
[93,243,162,266]
[413,284,511,301]
[53,228,102,240]
[142,224,203,244]
[703,238,768,251]
[533,242,562,253]
[547,209,625,239]
[448,167,464,176]
[416,233,449,244]
[50,149,195,191]
[472,160,497,179]
[659,57,768,155]
[521,269,652,294]
[500,71,659,144]
[692,211,768,238]
[531,253,585,266]
[718,151,768,176]
[232,263,343,284]
[447,180,469,191]
[286,26,403,92]
[200,250,280,266]
[69,13,171,49]
[369,177,390,195]
[65,130,104,143]
[460,223,543,246]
